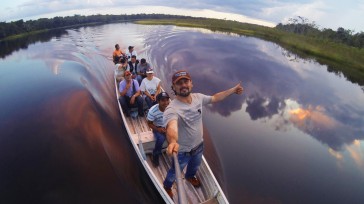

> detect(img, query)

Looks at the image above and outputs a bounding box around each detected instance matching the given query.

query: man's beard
[178,91,191,97]
[177,88,191,97]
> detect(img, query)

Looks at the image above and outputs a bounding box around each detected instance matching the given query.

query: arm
[130,81,141,104]
[166,119,179,155]
[156,82,161,96]
[147,120,166,133]
[119,82,130,96]
[211,82,243,103]
[143,90,153,99]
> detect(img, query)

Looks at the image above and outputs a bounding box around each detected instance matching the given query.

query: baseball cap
[124,70,131,76]
[146,68,154,74]
[157,92,170,101]
[172,70,191,84]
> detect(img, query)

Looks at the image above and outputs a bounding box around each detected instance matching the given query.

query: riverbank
[136,18,364,86]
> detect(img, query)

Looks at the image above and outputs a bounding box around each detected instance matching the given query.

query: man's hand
[130,95,135,104]
[167,142,179,155]
[157,127,166,134]
[234,82,244,95]
[125,81,131,90]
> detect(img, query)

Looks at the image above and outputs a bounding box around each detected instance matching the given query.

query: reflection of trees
[0,29,67,59]
[278,43,364,85]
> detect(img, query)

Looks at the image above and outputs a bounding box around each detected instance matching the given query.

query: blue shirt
[119,79,140,97]
[147,104,164,127]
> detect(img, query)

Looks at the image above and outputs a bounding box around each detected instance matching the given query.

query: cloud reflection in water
[147,26,364,150]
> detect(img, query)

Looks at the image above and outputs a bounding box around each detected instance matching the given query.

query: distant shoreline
[1,14,363,86]
[135,18,364,86]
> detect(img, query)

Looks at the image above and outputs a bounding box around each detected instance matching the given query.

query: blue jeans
[118,95,144,116]
[145,95,157,109]
[153,130,166,157]
[136,75,143,85]
[163,143,204,189]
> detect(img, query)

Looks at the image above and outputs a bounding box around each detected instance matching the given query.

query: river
[1,22,363,204]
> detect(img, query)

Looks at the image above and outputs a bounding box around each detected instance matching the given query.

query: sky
[1,0,364,32]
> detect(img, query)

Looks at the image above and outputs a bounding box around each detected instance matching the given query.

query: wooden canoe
[114,78,229,204]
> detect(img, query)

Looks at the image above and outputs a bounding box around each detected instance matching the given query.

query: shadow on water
[0,26,163,203]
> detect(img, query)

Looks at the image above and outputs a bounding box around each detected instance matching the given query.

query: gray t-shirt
[163,93,212,152]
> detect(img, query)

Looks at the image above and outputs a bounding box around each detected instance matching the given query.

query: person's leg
[152,131,166,166]
[163,153,190,189]
[137,75,142,85]
[118,96,130,116]
[136,96,144,116]
[145,96,153,109]
[185,143,204,179]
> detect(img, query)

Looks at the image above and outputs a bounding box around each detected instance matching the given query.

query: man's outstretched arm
[211,82,244,103]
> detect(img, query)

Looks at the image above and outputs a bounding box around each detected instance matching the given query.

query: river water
[1,23,363,204]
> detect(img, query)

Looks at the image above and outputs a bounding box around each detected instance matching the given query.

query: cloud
[261,1,326,25]
[1,0,363,31]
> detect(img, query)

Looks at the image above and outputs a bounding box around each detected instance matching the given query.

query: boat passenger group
[112,43,244,199]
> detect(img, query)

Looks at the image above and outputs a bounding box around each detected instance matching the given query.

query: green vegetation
[0,14,191,40]
[1,14,364,85]
[136,18,364,85]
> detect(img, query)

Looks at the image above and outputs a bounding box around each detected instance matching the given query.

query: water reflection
[146,27,364,151]
[0,24,164,203]
[144,26,364,203]
[0,29,68,59]
[1,23,364,203]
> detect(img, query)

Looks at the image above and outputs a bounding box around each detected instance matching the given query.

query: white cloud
[261,1,326,25]
[1,0,363,32]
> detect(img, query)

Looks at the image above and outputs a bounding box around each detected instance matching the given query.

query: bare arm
[147,120,166,133]
[211,82,244,103]
[166,119,179,155]
[156,82,161,95]
[119,82,131,96]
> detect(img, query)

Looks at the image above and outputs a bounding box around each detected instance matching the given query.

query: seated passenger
[115,58,129,83]
[137,58,151,84]
[125,46,138,61]
[128,55,139,79]
[147,92,170,166]
[113,44,125,64]
[118,71,144,117]
[140,68,161,109]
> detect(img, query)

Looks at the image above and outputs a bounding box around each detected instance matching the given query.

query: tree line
[276,16,364,49]
[0,14,191,40]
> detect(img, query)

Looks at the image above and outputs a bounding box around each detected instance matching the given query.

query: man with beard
[163,70,243,198]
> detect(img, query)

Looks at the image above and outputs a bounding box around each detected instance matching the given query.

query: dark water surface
[1,23,364,204]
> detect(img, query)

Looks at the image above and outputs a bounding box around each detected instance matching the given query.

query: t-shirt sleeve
[140,80,145,91]
[198,93,212,105]
[147,110,154,121]
[163,106,178,127]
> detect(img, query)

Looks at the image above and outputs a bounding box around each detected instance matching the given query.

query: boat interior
[125,115,222,203]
